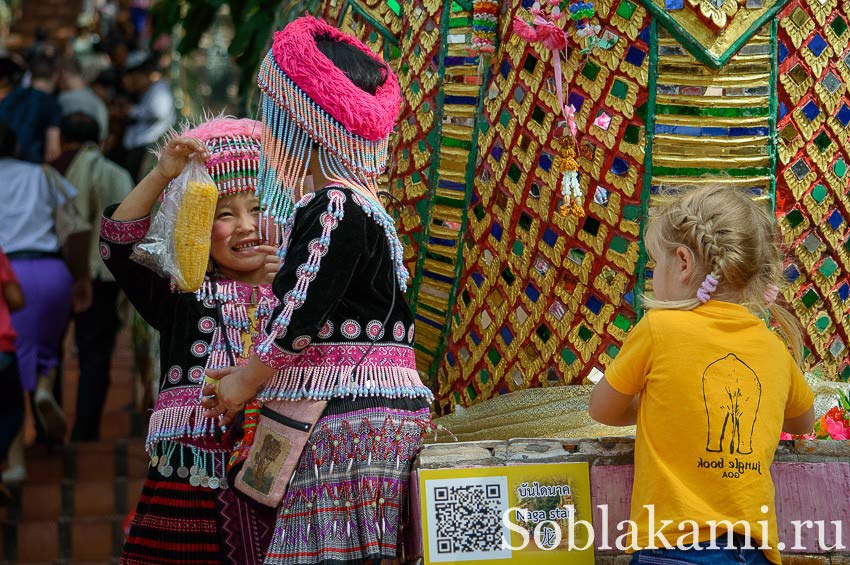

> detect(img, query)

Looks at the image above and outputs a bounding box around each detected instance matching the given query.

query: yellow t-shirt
[605,301,814,564]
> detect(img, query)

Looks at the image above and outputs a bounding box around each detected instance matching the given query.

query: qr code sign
[424,476,511,562]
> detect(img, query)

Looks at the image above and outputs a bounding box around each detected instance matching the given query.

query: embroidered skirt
[263,396,432,565]
[121,444,277,565]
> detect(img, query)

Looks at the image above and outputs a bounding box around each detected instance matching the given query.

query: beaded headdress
[255,16,402,236]
[180,117,263,198]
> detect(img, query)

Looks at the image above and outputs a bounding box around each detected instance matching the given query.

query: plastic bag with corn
[133,158,218,292]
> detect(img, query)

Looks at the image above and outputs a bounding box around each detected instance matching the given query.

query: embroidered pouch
[234,399,327,507]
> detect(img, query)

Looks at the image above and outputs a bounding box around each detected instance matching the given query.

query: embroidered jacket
[256,186,433,403]
[99,204,279,452]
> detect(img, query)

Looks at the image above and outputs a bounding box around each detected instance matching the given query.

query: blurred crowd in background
[0,0,177,500]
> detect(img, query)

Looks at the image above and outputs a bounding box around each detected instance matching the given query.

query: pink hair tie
[697,274,718,304]
[764,284,780,306]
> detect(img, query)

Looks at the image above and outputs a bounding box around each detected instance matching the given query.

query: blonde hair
[642,185,803,363]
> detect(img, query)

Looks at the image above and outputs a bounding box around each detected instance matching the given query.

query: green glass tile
[454,391,460,403]
[606,344,620,358]
[500,109,512,127]
[616,0,637,19]
[831,15,848,37]
[560,347,577,364]
[487,348,502,366]
[578,325,593,342]
[785,209,805,228]
[480,120,489,134]
[479,369,489,384]
[418,140,427,151]
[815,315,830,332]
[531,105,546,124]
[449,16,472,27]
[401,62,409,75]
[523,54,538,74]
[369,31,378,42]
[536,325,552,342]
[507,163,522,183]
[389,45,400,60]
[834,157,847,177]
[814,131,832,151]
[502,267,516,285]
[410,81,421,95]
[461,289,471,305]
[840,364,850,382]
[845,234,850,253]
[811,184,828,203]
[567,248,585,264]
[623,204,641,222]
[413,44,421,57]
[610,235,630,254]
[518,213,532,231]
[611,79,629,100]
[434,195,464,208]
[802,346,811,360]
[582,61,601,81]
[451,1,464,12]
[412,171,421,184]
[443,137,471,150]
[623,124,641,144]
[802,288,819,308]
[466,383,477,401]
[473,204,486,221]
[418,302,444,316]
[655,104,769,118]
[387,0,402,16]
[422,102,431,112]
[427,251,454,264]
[819,257,838,278]
[613,313,632,332]
[512,241,524,257]
[402,149,409,159]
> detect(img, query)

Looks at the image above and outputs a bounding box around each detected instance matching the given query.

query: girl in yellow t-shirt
[590,185,815,564]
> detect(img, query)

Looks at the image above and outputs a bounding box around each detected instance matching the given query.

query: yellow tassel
[173,181,218,291]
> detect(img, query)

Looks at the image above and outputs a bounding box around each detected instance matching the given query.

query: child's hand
[155,136,211,181]
[257,245,281,285]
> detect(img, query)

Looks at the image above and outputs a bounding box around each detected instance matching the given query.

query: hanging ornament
[554,131,584,217]
[471,0,500,75]
[514,0,613,218]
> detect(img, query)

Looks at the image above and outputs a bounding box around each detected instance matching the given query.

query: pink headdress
[180,117,263,198]
[255,16,401,231]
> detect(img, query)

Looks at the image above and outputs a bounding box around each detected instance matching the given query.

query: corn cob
[173,180,218,291]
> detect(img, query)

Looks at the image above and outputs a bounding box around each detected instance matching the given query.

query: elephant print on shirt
[702,353,761,455]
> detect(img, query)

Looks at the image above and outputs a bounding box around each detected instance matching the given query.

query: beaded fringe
[148,439,231,490]
[256,51,389,234]
[258,365,433,402]
[146,405,217,453]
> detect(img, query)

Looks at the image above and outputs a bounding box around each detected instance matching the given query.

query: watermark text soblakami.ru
[501,504,846,552]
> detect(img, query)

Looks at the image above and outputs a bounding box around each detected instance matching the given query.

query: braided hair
[643,185,802,362]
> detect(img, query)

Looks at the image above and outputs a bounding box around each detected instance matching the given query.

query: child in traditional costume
[201,16,435,565]
[102,117,280,564]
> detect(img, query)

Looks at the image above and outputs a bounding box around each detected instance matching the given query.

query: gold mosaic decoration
[776,0,850,382]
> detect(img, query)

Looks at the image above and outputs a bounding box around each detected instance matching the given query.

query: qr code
[424,476,511,562]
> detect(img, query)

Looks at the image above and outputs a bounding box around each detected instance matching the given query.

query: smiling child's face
[209,192,265,277]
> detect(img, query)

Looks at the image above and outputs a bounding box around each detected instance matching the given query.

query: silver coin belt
[150,440,231,490]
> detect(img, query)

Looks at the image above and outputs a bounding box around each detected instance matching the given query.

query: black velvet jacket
[255,186,433,402]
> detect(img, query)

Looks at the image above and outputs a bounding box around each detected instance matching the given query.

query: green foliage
[151,0,321,102]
